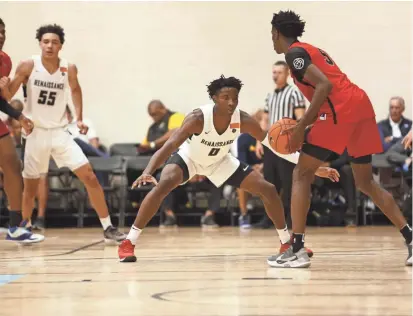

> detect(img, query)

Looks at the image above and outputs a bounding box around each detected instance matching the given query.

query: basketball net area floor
[0,226,411,316]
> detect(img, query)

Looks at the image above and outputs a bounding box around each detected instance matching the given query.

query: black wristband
[0,96,22,120]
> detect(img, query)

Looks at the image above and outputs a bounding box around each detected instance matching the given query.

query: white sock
[100,216,112,230]
[127,225,142,245]
[277,226,291,244]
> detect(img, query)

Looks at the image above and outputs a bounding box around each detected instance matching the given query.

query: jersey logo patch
[293,58,304,69]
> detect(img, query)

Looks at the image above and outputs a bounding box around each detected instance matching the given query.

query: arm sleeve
[285,47,312,81]
[0,96,21,120]
[168,113,185,130]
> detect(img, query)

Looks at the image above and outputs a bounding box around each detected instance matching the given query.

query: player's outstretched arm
[285,47,333,129]
[1,59,33,101]
[141,110,204,176]
[240,110,300,164]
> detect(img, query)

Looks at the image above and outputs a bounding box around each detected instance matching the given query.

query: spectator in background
[236,110,265,229]
[137,100,185,155]
[254,61,306,228]
[66,106,108,158]
[137,100,186,226]
[378,96,412,152]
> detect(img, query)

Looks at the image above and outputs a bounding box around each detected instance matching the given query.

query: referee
[255,60,306,228]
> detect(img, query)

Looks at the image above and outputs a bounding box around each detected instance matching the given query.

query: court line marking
[0,239,104,261]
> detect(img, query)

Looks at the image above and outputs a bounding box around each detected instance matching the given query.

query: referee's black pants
[263,146,295,223]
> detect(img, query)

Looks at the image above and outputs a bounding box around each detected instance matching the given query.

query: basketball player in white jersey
[2,24,125,243]
[118,75,339,263]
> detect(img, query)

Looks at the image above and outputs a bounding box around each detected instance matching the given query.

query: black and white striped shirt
[264,84,306,125]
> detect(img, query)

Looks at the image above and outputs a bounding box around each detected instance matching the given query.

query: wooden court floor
[0,226,411,316]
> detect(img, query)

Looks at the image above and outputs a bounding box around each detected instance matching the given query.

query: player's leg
[73,164,125,242]
[52,129,125,243]
[269,120,348,268]
[32,175,48,230]
[119,153,189,262]
[211,155,313,255]
[0,132,24,229]
[9,132,45,243]
[347,118,412,265]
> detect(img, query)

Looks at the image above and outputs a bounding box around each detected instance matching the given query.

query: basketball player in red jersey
[0,18,42,243]
[267,10,412,268]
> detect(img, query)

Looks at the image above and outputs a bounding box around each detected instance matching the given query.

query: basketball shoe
[6,220,44,244]
[118,239,137,262]
[267,246,311,268]
[104,226,127,244]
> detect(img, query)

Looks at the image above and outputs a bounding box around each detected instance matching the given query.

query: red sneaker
[118,239,137,262]
[279,237,314,258]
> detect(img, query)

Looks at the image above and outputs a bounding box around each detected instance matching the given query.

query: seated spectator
[66,106,108,157]
[137,100,185,155]
[378,96,412,152]
[236,110,264,229]
[134,100,186,225]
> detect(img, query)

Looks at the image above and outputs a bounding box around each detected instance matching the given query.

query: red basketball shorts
[306,117,383,158]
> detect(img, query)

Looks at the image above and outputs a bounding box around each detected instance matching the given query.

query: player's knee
[153,177,179,198]
[254,180,276,199]
[82,171,100,188]
[23,181,39,198]
[293,165,315,183]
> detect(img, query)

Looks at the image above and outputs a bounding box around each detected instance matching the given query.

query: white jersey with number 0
[25,55,69,129]
[179,104,241,166]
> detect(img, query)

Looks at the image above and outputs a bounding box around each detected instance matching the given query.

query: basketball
[0,50,12,77]
[268,118,297,154]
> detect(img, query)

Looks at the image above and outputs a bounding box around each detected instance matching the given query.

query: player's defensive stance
[118,75,339,263]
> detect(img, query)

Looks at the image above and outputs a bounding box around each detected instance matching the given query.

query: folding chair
[87,156,127,227]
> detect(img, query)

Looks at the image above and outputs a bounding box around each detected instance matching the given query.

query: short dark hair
[207,75,243,98]
[36,24,65,44]
[274,61,288,67]
[271,10,306,38]
[0,18,5,27]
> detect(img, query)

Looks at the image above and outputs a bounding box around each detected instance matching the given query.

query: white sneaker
[6,226,45,244]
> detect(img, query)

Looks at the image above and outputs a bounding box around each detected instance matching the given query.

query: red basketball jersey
[285,42,375,123]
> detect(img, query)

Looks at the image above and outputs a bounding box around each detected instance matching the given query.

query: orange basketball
[268,118,297,154]
[0,50,12,77]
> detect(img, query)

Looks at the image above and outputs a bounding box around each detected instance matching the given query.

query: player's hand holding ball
[268,118,304,154]
[132,173,158,189]
[18,114,34,135]
[77,120,89,135]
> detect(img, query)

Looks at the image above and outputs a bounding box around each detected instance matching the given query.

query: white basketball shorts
[22,126,89,179]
